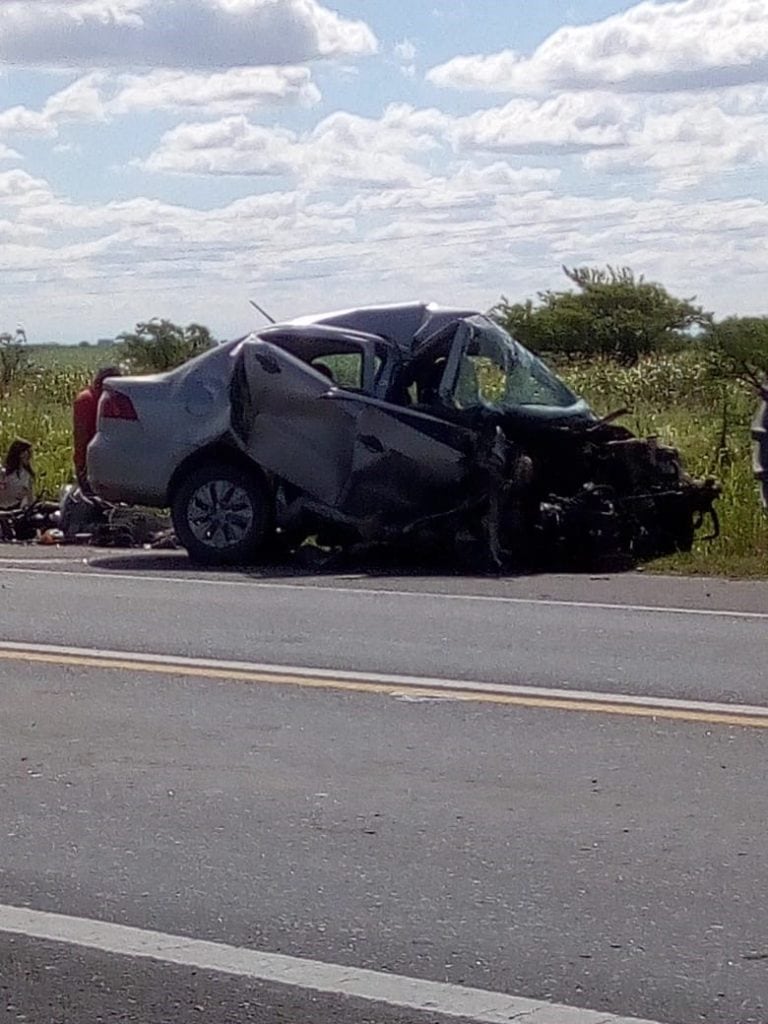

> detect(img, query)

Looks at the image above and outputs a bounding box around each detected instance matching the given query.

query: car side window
[310,352,368,390]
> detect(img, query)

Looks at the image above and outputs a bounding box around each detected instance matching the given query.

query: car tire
[172,461,273,566]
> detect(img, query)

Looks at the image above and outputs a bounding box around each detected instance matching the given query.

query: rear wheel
[172,462,272,565]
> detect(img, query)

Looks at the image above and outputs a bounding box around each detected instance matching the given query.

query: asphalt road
[1,551,768,1024]
[1,550,767,704]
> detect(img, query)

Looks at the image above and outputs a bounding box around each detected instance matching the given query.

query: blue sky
[1,0,767,343]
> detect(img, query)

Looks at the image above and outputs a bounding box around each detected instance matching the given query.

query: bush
[117,319,216,373]
[0,328,30,396]
[708,316,768,393]
[494,266,710,365]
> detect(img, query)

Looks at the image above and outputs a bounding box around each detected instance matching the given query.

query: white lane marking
[2,641,767,721]
[0,561,86,569]
[1,563,767,621]
[0,903,664,1024]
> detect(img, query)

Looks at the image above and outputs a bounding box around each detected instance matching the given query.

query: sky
[1,0,767,344]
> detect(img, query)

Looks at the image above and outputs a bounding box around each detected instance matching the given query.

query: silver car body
[87,341,243,505]
[88,300,718,567]
[87,302,476,506]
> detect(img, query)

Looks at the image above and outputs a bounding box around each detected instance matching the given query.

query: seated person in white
[0,438,35,511]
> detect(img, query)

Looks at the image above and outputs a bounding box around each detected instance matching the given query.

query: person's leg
[0,513,13,541]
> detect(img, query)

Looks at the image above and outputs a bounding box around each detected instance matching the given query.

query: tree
[117,319,216,373]
[494,266,711,365]
[708,316,768,393]
[0,327,29,395]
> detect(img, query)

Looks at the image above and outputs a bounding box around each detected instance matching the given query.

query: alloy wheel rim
[188,480,255,549]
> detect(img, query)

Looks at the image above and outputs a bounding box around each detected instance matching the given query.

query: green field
[26,344,116,371]
[1,344,765,575]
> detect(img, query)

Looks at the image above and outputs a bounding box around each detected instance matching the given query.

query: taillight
[100,390,138,421]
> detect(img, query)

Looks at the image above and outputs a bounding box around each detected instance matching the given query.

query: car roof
[257,323,389,360]
[278,301,482,354]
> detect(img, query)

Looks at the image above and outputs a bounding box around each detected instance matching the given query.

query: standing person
[73,366,120,492]
[0,438,35,510]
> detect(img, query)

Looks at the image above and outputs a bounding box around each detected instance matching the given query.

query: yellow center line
[1,648,767,730]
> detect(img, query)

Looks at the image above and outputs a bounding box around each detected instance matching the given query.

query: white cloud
[298,106,439,187]
[0,74,109,141]
[8,66,757,196]
[52,142,82,155]
[0,65,321,145]
[3,2,768,343]
[394,39,417,63]
[5,156,768,345]
[431,85,768,186]
[427,0,768,95]
[140,94,641,187]
[0,217,47,243]
[43,72,109,123]
[0,105,50,137]
[0,168,53,206]
[0,0,377,69]
[137,86,768,189]
[394,38,417,79]
[8,186,768,344]
[447,92,631,155]
[369,163,561,212]
[143,105,443,186]
[584,96,768,188]
[143,117,298,177]
[110,67,321,115]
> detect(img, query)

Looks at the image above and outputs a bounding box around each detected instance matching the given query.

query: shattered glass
[447,318,581,412]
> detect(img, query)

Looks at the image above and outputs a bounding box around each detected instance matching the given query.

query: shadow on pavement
[87,547,635,580]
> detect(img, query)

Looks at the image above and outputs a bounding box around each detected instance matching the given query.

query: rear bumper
[87,433,171,507]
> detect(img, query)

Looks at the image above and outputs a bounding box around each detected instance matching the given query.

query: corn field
[0,347,765,575]
[1,361,93,501]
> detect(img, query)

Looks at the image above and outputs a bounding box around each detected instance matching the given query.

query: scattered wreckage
[0,487,169,547]
[87,302,720,569]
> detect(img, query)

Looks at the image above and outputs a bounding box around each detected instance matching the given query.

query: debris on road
[0,487,172,550]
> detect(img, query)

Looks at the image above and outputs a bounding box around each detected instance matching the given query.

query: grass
[27,344,114,372]
[557,352,767,577]
[1,345,765,576]
[0,346,118,497]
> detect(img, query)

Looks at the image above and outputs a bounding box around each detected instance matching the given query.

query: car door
[232,340,358,506]
[233,338,472,521]
[323,391,473,523]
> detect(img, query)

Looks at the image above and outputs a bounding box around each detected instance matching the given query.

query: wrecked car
[88,302,720,567]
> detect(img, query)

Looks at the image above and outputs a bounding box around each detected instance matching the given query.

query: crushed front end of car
[475,418,721,569]
[369,416,721,572]
[223,306,720,571]
[374,314,721,570]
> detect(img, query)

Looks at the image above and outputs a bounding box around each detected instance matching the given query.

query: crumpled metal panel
[233,340,356,507]
[232,340,470,524]
[328,394,470,523]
